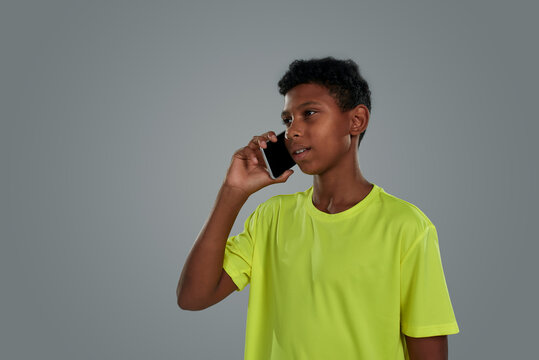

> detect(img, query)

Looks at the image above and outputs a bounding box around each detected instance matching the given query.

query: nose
[285,119,302,140]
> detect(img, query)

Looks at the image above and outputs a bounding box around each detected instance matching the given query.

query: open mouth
[292,147,311,159]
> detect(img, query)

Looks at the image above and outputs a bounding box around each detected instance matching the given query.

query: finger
[259,131,277,148]
[264,131,277,141]
[254,136,268,149]
[249,136,264,150]
[248,136,258,149]
[249,132,276,149]
[233,147,248,159]
[243,146,259,164]
[272,169,294,183]
[265,131,277,142]
[235,146,256,164]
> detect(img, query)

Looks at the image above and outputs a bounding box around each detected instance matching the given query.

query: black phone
[260,131,296,179]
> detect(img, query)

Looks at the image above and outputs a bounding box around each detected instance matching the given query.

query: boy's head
[278,57,372,148]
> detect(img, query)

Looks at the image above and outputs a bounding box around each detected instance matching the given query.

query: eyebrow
[281,101,323,117]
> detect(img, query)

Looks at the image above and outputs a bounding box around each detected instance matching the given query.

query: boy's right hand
[223,131,294,196]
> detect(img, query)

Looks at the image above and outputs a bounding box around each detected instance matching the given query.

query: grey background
[2,0,537,359]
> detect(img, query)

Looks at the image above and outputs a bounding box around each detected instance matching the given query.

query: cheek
[322,129,351,154]
[308,120,350,157]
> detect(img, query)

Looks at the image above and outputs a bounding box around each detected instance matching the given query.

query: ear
[349,104,369,136]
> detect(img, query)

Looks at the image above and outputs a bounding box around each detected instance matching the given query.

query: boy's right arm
[176,131,294,311]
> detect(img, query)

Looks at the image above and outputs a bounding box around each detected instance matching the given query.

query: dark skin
[280,83,372,213]
[406,335,448,360]
[279,83,449,359]
[178,82,450,358]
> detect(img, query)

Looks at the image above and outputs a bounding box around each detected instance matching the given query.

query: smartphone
[260,131,296,179]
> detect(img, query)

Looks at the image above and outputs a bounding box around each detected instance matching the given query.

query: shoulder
[244,189,309,235]
[253,188,310,219]
[377,187,434,229]
[376,188,438,255]
[376,188,441,257]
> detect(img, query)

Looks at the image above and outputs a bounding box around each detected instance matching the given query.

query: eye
[304,110,316,117]
[282,118,292,126]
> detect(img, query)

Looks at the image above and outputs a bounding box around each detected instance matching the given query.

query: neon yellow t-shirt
[223,184,459,359]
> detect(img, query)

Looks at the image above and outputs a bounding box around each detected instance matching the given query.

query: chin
[297,163,323,176]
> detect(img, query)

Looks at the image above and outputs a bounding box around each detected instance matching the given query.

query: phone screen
[260,131,296,179]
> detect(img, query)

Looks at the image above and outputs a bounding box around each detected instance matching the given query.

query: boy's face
[281,83,361,176]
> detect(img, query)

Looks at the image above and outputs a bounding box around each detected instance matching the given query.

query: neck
[312,159,373,213]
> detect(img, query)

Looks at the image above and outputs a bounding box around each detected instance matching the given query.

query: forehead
[283,83,337,111]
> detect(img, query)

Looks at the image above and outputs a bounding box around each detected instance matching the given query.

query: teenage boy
[177,57,459,360]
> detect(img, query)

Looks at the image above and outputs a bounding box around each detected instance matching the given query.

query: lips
[293,147,310,154]
[290,145,311,160]
[290,144,311,154]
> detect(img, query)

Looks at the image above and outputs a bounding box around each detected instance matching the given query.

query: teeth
[295,148,308,154]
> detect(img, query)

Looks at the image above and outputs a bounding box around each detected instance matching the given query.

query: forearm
[177,184,249,308]
[405,335,448,360]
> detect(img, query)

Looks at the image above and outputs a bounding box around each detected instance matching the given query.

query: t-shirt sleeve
[400,224,460,337]
[222,206,260,292]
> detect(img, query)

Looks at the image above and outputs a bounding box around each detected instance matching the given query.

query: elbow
[177,287,190,310]
[177,295,195,310]
[177,290,193,310]
[178,300,208,311]
[177,292,208,311]
[177,296,189,310]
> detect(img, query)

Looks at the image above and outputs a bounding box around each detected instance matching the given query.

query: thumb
[273,169,294,183]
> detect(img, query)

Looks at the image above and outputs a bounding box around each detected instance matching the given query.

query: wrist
[220,183,251,201]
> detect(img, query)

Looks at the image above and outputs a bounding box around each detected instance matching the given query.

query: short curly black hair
[278,57,371,147]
